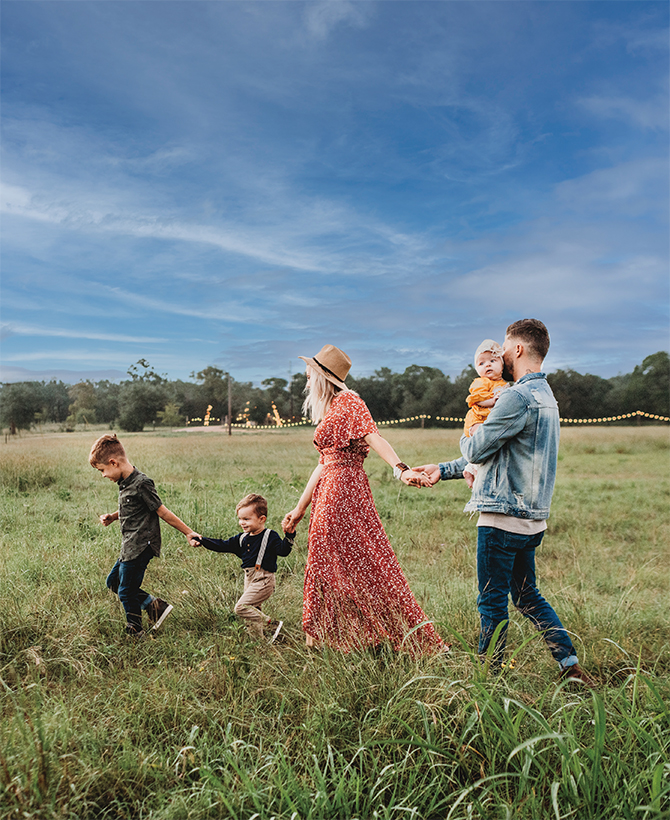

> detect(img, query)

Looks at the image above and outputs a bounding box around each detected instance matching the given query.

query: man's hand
[400,468,431,488]
[99,512,118,527]
[411,464,441,486]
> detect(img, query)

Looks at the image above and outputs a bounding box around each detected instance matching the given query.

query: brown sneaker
[560,663,597,688]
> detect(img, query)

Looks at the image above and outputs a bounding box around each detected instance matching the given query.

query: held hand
[411,464,441,486]
[187,532,202,547]
[99,513,117,527]
[401,469,431,488]
[282,508,305,532]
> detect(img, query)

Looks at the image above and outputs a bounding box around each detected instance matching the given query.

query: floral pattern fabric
[303,391,445,655]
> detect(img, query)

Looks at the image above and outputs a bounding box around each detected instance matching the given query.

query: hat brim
[298,356,348,390]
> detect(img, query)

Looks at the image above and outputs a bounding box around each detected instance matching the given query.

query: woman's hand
[411,464,441,486]
[401,469,433,488]
[282,508,305,532]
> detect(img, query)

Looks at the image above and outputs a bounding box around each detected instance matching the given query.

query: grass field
[1,425,669,819]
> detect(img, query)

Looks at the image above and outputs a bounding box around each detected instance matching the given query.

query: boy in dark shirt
[90,433,199,637]
[189,493,294,642]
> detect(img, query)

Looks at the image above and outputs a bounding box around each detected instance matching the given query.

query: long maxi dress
[302,390,445,655]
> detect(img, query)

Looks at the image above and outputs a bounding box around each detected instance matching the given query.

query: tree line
[1,352,668,434]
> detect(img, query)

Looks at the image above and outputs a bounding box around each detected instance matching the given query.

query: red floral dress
[302,391,445,655]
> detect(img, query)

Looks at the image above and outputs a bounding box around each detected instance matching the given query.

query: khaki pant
[234,567,276,638]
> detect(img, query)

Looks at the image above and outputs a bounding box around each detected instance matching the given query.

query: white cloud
[303,1,370,41]
[1,322,167,344]
[578,94,668,131]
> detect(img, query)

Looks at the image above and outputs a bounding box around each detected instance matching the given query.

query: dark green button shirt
[117,468,163,561]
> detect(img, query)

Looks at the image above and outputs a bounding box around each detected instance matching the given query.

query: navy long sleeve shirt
[197,529,294,572]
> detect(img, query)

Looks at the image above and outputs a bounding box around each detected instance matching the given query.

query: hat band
[313,356,345,383]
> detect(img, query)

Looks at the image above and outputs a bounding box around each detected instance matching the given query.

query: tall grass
[1,426,668,819]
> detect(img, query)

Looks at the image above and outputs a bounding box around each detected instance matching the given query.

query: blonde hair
[89,433,126,466]
[302,366,351,424]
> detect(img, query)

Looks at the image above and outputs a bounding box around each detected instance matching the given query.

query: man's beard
[502,358,514,382]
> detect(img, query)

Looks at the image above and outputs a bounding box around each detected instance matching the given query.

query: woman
[282,344,447,656]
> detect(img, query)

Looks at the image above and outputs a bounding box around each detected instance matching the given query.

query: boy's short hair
[89,433,126,466]
[506,319,550,360]
[236,493,268,518]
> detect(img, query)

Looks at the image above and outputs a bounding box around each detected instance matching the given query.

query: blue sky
[1,0,668,385]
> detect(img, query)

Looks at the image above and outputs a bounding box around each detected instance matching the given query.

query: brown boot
[560,663,597,688]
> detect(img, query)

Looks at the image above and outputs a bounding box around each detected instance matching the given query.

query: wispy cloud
[578,94,668,131]
[303,0,372,41]
[1,322,167,344]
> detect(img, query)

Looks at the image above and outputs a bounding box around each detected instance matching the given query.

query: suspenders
[240,528,271,571]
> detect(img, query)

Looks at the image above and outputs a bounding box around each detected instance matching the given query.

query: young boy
[89,433,200,637]
[463,340,509,482]
[189,493,295,643]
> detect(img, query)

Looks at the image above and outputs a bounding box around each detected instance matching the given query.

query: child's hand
[99,512,118,527]
[187,532,202,547]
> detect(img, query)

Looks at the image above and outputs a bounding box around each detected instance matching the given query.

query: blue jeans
[106,546,154,630]
[477,527,577,669]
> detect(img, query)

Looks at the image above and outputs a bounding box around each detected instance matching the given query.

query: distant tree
[262,377,289,418]
[42,380,70,423]
[548,370,612,419]
[621,351,670,416]
[157,402,185,428]
[95,380,121,424]
[397,365,453,419]
[118,380,167,432]
[118,362,167,431]
[351,367,402,421]
[0,382,44,433]
[191,366,229,420]
[127,359,166,384]
[67,381,98,426]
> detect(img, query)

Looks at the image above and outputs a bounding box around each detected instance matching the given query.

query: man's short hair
[89,433,126,466]
[236,493,268,518]
[506,319,550,360]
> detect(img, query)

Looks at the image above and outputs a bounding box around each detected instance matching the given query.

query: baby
[463,339,508,481]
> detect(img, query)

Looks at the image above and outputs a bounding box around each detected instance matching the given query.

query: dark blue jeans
[106,546,154,630]
[477,527,577,669]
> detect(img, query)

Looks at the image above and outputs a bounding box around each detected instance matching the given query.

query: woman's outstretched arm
[282,462,324,531]
[364,432,431,487]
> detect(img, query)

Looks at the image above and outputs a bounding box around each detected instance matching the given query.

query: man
[416,319,595,685]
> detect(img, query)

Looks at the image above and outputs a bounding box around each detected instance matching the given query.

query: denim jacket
[439,372,559,519]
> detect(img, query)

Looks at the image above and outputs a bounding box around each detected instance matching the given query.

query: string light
[186,408,669,429]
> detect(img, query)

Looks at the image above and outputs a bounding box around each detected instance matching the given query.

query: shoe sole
[269,620,283,644]
[151,604,174,631]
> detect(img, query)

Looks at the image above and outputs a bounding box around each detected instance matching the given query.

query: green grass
[1,426,669,819]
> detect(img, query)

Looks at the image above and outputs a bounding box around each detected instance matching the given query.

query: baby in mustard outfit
[464,339,509,437]
[463,340,509,481]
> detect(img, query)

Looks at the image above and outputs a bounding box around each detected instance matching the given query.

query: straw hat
[299,344,351,390]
